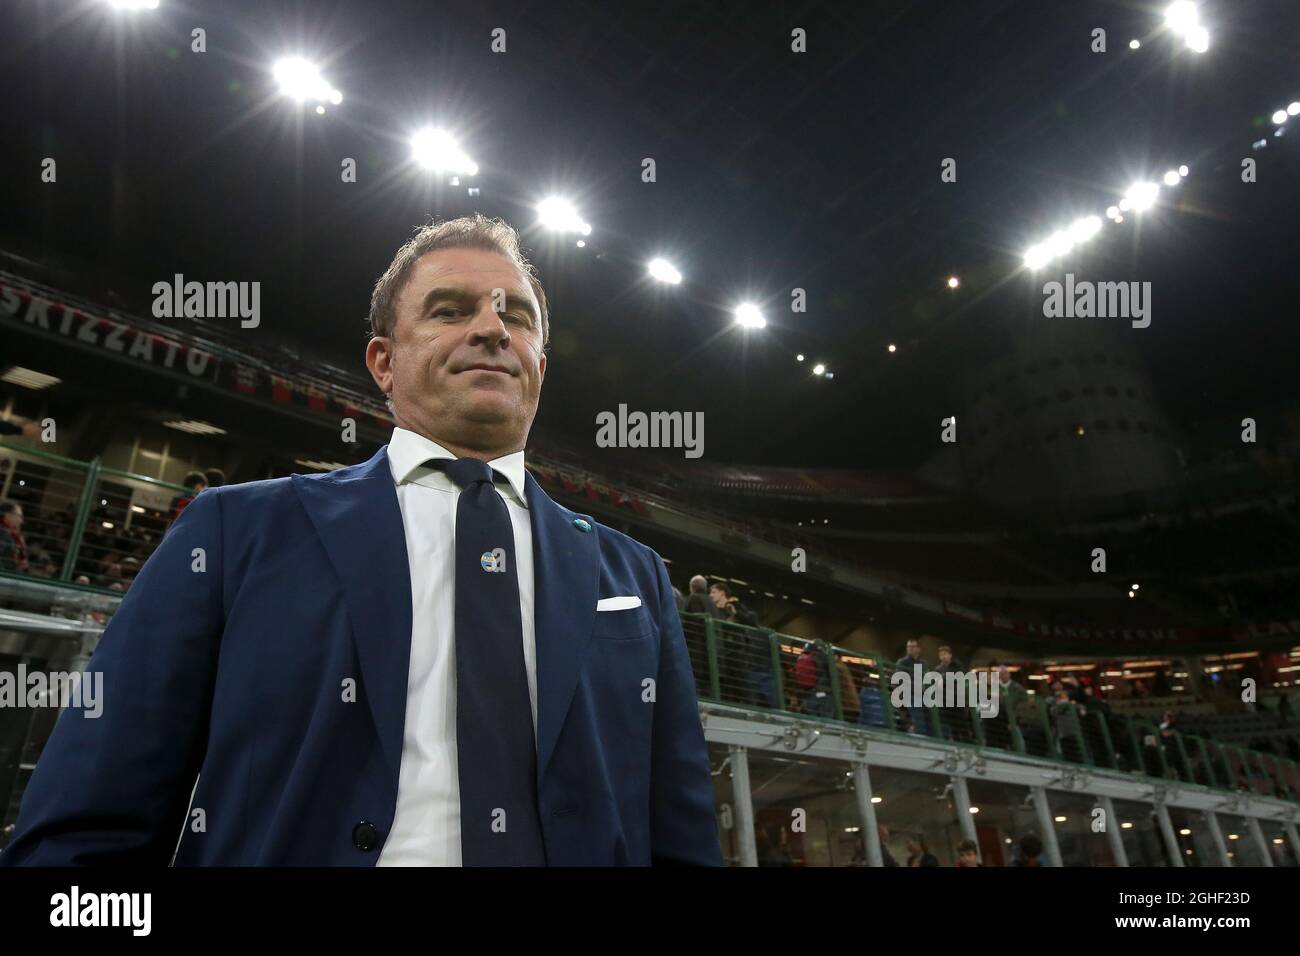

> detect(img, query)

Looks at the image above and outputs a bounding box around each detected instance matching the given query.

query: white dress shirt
[376,426,537,867]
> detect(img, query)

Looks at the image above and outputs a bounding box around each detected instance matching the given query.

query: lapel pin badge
[573,518,592,533]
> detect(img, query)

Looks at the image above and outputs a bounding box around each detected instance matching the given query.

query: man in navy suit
[1,215,721,866]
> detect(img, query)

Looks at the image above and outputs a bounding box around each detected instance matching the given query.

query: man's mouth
[459,363,513,375]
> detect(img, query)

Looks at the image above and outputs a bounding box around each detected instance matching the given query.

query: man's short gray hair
[367,213,550,347]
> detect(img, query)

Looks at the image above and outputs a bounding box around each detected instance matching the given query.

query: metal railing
[2,441,1297,803]
[680,612,1300,803]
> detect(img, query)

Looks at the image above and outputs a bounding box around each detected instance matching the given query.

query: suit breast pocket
[592,606,654,642]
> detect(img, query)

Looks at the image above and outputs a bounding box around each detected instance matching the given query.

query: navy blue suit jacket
[1,447,721,866]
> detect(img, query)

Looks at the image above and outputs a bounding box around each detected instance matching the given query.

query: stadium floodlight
[1129,39,1140,50]
[411,128,479,175]
[1068,216,1102,243]
[1105,205,1120,220]
[1164,1,1198,34]
[1272,109,1289,125]
[887,344,897,353]
[1163,169,1181,186]
[575,240,585,248]
[1289,102,1300,116]
[273,57,342,107]
[796,353,805,361]
[647,258,682,284]
[734,302,766,329]
[1123,180,1160,212]
[1178,164,1189,177]
[536,196,590,235]
[946,275,960,289]
[106,0,160,9]
[812,363,826,376]
[1023,243,1051,271]
[1164,2,1209,52]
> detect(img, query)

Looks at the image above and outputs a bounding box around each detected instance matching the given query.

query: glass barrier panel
[1112,798,1170,866]
[745,751,864,867]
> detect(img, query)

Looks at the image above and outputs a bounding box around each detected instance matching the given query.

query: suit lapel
[526,471,599,777]
[292,447,412,792]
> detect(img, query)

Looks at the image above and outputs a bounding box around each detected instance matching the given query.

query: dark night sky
[2,0,1299,469]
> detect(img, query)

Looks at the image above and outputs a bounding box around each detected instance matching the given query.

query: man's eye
[435,307,463,318]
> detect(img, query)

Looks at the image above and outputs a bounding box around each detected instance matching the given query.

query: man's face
[709,586,727,608]
[939,649,952,665]
[367,247,546,454]
[2,507,21,531]
[906,641,920,659]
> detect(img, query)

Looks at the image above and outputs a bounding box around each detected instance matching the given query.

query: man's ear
[365,336,394,399]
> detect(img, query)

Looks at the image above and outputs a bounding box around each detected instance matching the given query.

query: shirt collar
[387,426,529,509]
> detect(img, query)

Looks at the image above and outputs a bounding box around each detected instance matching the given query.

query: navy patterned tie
[438,457,547,866]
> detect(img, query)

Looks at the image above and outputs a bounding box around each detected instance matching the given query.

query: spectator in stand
[710,582,772,708]
[1082,684,1111,719]
[793,641,834,717]
[1158,709,1178,738]
[670,585,685,612]
[878,825,900,867]
[896,639,928,733]
[934,645,971,742]
[708,582,733,619]
[170,472,207,523]
[955,839,981,867]
[683,575,717,616]
[905,834,939,867]
[1014,833,1044,867]
[1,502,30,573]
[896,638,926,673]
[1050,685,1084,762]
[203,468,227,489]
[27,547,57,578]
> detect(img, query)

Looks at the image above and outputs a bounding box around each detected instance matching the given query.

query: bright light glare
[1105,205,1120,219]
[1178,164,1189,177]
[107,0,160,8]
[536,196,590,235]
[273,57,342,106]
[1163,170,1181,186]
[734,303,766,329]
[1185,25,1209,53]
[1290,103,1300,116]
[1123,181,1160,212]
[647,258,682,284]
[411,128,479,175]
[946,275,960,289]
[1068,216,1102,243]
[1129,39,1140,50]
[812,363,826,376]
[887,344,897,353]
[1164,2,1198,35]
[1273,110,1289,125]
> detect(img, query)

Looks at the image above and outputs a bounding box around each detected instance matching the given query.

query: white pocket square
[596,595,642,611]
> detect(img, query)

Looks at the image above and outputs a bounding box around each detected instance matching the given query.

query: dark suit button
[353,821,379,851]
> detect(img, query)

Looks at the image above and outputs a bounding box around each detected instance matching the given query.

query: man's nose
[466,302,510,346]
